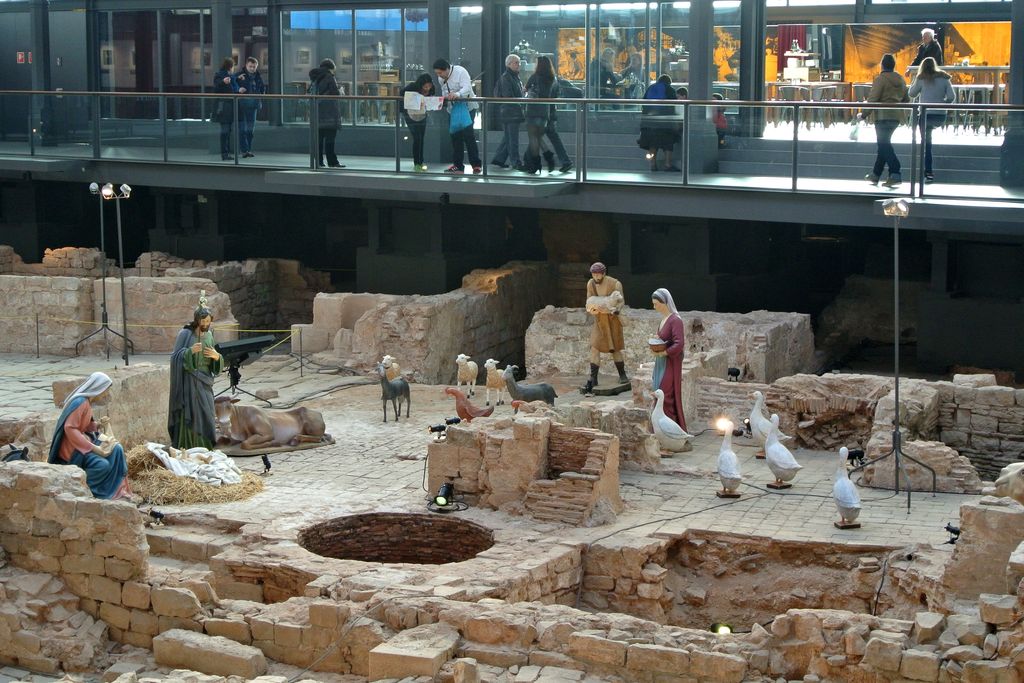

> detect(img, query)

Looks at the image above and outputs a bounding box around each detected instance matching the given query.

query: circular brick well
[298,513,494,565]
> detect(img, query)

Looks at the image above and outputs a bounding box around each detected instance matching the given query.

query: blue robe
[48,396,128,500]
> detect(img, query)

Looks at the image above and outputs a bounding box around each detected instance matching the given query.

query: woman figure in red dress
[651,288,687,430]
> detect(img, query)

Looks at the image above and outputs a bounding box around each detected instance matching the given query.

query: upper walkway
[3,90,1024,229]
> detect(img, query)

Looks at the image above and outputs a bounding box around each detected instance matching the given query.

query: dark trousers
[219,122,233,157]
[544,120,570,165]
[872,120,901,177]
[525,123,546,171]
[318,128,339,166]
[406,119,426,165]
[492,121,521,165]
[919,113,945,174]
[450,111,481,169]
[239,109,257,154]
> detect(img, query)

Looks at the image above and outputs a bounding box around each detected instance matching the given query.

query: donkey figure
[377,363,410,423]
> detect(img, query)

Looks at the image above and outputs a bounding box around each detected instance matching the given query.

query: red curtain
[776,25,807,78]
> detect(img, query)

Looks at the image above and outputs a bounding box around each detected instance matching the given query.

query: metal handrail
[3,89,1021,111]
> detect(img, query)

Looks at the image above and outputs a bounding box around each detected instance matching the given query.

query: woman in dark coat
[308,59,344,168]
[637,75,680,172]
[521,56,560,175]
[400,74,435,171]
[651,288,686,430]
[213,58,238,160]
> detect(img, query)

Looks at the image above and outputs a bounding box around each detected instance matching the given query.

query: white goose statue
[716,419,742,496]
[750,391,793,456]
[833,447,862,526]
[764,414,802,486]
[651,389,693,453]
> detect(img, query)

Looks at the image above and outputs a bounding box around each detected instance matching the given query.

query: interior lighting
[101,183,114,199]
[714,417,732,433]
[710,622,733,635]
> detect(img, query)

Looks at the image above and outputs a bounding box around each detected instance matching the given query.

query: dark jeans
[919,113,946,174]
[219,122,233,157]
[872,120,901,177]
[492,121,521,165]
[407,120,426,165]
[318,128,339,166]
[450,110,481,169]
[239,108,257,154]
[525,122,546,171]
[544,120,570,166]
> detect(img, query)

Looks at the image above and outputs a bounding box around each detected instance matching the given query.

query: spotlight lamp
[882,198,909,218]
[89,182,100,194]
[710,622,733,635]
[434,481,455,508]
[715,417,732,433]
[120,184,132,197]
[101,183,115,199]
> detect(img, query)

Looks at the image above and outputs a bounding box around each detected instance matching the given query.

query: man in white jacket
[433,58,482,174]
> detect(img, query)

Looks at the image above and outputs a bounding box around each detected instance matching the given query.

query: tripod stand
[75,189,134,360]
[216,361,273,407]
[849,200,936,512]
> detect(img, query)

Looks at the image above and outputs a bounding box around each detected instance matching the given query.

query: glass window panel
[233,8,270,94]
[355,9,403,125]
[449,6,482,81]
[713,0,740,86]
[659,2,690,88]
[787,0,854,6]
[593,3,648,99]
[508,5,587,92]
[161,10,210,120]
[404,8,430,76]
[281,10,354,124]
[96,11,160,119]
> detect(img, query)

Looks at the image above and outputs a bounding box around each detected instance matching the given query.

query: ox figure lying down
[214,397,331,450]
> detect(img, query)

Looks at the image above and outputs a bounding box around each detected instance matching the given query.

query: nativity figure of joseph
[168,291,224,448]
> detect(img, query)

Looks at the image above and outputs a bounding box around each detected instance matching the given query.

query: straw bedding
[126,444,264,505]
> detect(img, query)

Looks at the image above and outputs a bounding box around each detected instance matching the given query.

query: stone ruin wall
[294,261,556,384]
[0,246,329,342]
[525,308,816,383]
[935,375,1024,480]
[427,416,623,527]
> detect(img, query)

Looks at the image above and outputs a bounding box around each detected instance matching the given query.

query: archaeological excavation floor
[0,351,983,682]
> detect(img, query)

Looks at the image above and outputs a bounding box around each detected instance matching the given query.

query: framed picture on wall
[100,46,113,70]
[297,48,311,66]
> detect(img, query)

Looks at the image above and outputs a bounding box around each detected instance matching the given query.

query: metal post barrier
[918,104,927,199]
[28,106,35,156]
[234,97,240,165]
[575,103,584,183]
[791,104,800,191]
[161,95,168,162]
[481,103,488,178]
[682,103,690,186]
[92,93,101,159]
[394,99,401,173]
[311,97,319,169]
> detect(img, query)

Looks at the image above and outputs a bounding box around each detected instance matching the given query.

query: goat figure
[501,365,557,406]
[377,363,410,422]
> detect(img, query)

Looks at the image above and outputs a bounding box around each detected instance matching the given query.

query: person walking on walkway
[434,58,482,174]
[909,57,954,183]
[213,58,238,160]
[235,57,266,159]
[491,54,525,170]
[309,59,344,168]
[863,53,910,188]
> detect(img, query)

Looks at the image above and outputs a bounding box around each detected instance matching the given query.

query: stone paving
[0,351,981,681]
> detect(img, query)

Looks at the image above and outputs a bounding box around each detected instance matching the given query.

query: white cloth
[145,442,243,486]
[439,65,478,110]
[62,372,112,408]
[652,287,679,316]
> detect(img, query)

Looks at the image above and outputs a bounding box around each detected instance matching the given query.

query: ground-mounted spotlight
[742,418,752,436]
[727,367,741,382]
[445,417,462,426]
[427,480,468,513]
[709,622,733,635]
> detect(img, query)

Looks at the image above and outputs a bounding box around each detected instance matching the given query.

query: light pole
[850,198,936,512]
[74,183,134,360]
[100,182,134,367]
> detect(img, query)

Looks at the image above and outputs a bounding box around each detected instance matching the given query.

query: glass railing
[1,90,1020,201]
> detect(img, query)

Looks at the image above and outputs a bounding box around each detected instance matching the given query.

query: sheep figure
[380,354,401,381]
[484,358,506,406]
[501,364,557,406]
[455,353,479,396]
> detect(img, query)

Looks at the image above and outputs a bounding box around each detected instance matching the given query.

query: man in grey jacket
[491,54,525,169]
[434,58,482,174]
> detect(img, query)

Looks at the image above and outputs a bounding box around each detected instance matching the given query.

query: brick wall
[936,376,1024,479]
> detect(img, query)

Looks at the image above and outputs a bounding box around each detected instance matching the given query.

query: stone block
[99,602,132,631]
[153,629,267,678]
[687,650,746,683]
[863,636,903,671]
[151,587,202,618]
[626,644,690,674]
[567,633,627,666]
[899,649,941,682]
[90,575,122,605]
[978,594,1021,626]
[368,623,460,680]
[205,618,252,644]
[122,581,151,610]
[975,386,1016,407]
[914,612,945,644]
[961,659,1016,683]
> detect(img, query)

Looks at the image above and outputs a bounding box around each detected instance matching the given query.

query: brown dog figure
[214,397,330,450]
